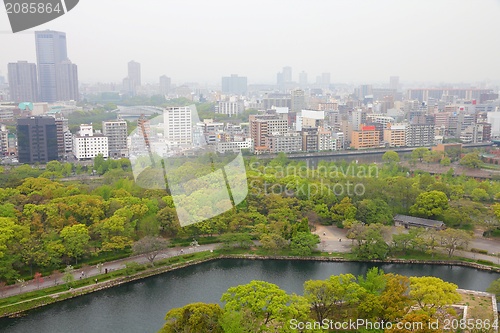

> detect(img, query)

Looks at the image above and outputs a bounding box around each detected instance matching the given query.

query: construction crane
[138,113,154,164]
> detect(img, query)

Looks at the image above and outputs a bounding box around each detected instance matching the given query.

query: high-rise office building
[123,61,141,96]
[8,61,38,102]
[128,61,141,87]
[35,30,67,102]
[221,74,247,95]
[358,84,373,100]
[57,60,79,101]
[17,116,58,163]
[277,66,292,85]
[103,119,128,158]
[282,66,292,83]
[35,30,79,102]
[160,75,171,95]
[164,106,193,145]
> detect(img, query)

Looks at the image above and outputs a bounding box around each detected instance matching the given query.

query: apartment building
[460,123,483,144]
[164,106,193,146]
[217,98,245,116]
[216,138,253,154]
[351,125,380,149]
[406,123,435,146]
[383,123,406,147]
[73,124,108,160]
[249,114,288,147]
[0,125,17,156]
[302,128,319,152]
[318,129,335,151]
[103,119,128,158]
[265,133,302,153]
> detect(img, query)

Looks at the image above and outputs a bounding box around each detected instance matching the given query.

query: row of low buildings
[8,115,129,164]
[249,109,344,154]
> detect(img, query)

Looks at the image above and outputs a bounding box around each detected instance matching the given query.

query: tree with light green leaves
[411,147,430,162]
[438,228,473,257]
[290,232,320,256]
[382,151,400,163]
[358,267,386,295]
[471,187,489,202]
[356,198,393,225]
[440,156,451,166]
[60,224,90,265]
[328,274,365,320]
[409,276,461,317]
[409,190,449,219]
[221,280,309,332]
[62,265,75,286]
[259,232,287,255]
[459,152,483,169]
[487,278,500,298]
[159,303,223,333]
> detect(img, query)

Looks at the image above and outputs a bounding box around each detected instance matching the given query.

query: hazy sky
[1,0,500,86]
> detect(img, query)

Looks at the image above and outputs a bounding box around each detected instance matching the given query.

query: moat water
[0,259,498,333]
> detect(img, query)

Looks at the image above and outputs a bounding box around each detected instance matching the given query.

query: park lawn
[457,292,497,327]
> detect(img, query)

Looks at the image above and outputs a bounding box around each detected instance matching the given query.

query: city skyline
[1,0,500,85]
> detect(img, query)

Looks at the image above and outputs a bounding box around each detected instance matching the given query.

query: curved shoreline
[1,254,499,319]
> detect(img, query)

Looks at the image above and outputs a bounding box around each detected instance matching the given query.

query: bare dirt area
[311,224,352,253]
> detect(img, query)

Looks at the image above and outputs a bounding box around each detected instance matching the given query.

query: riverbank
[2,251,500,319]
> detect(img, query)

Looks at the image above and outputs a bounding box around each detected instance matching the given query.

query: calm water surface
[0,259,498,333]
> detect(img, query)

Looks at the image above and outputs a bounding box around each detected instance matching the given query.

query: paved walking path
[2,229,499,300]
[0,244,217,299]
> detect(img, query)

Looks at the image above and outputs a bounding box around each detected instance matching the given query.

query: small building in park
[393,214,445,230]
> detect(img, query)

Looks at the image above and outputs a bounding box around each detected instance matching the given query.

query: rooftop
[394,214,445,227]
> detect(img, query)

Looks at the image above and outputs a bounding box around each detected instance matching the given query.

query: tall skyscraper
[277,66,292,85]
[159,75,171,95]
[282,66,292,82]
[123,61,141,95]
[17,116,58,163]
[35,30,67,102]
[8,61,38,102]
[358,84,373,100]
[35,30,79,102]
[390,76,399,91]
[128,61,141,87]
[221,74,247,95]
[57,60,79,101]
